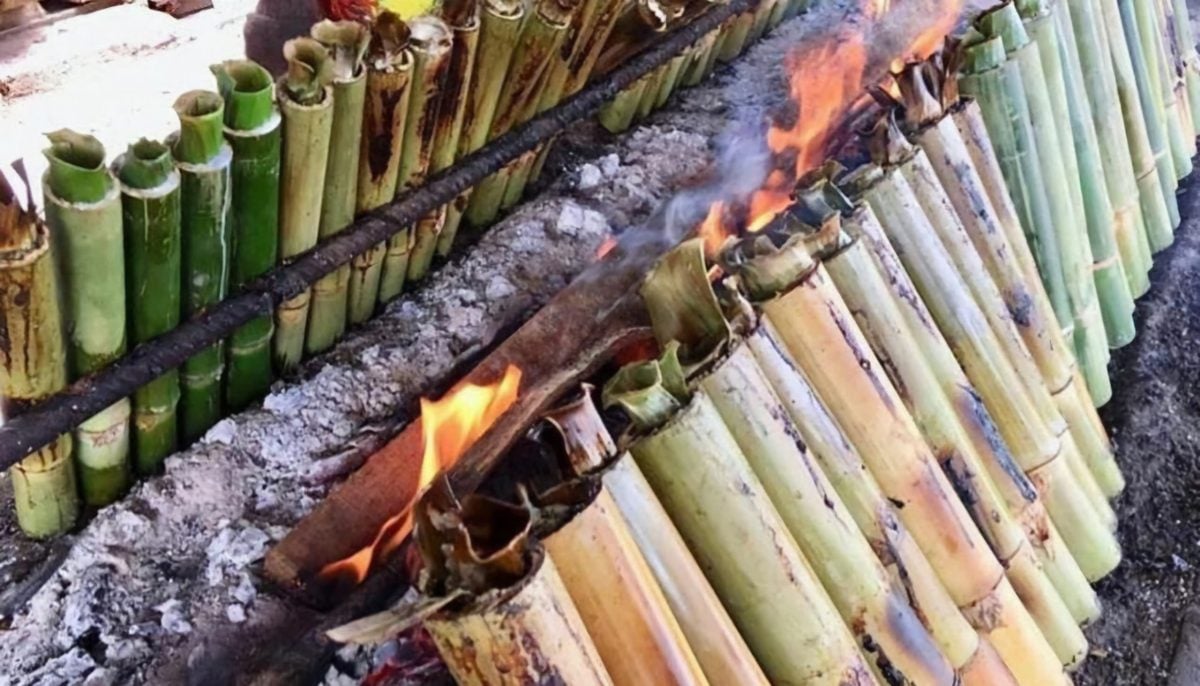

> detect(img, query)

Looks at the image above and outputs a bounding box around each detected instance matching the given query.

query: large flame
[320,365,524,586]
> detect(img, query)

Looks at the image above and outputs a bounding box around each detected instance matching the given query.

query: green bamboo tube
[845,165,1120,584]
[838,199,1100,625]
[747,327,1016,685]
[635,64,670,120]
[464,0,578,229]
[171,91,232,443]
[917,107,1125,499]
[1166,0,1200,132]
[350,14,413,323]
[1132,0,1193,182]
[681,29,721,87]
[419,0,479,265]
[745,0,777,45]
[42,130,133,505]
[603,363,875,686]
[599,78,651,133]
[640,242,956,684]
[115,140,182,475]
[307,21,369,354]
[1,166,79,538]
[274,38,334,374]
[715,11,753,62]
[1092,0,1175,254]
[378,16,452,305]
[1059,0,1151,296]
[438,0,524,257]
[1158,0,1199,156]
[212,60,282,412]
[976,7,1112,405]
[546,396,769,685]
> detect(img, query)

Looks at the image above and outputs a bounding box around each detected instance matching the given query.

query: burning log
[306,20,370,354]
[351,13,413,321]
[1,164,79,538]
[274,38,335,374]
[114,139,182,475]
[211,59,282,411]
[42,130,132,507]
[171,90,233,443]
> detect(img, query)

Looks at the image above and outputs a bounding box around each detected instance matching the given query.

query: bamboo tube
[841,163,1121,584]
[1,165,78,538]
[115,140,182,475]
[747,323,1019,686]
[274,38,334,374]
[599,78,651,133]
[377,16,452,304]
[535,479,709,686]
[1091,0,1175,253]
[544,393,769,686]
[681,29,721,87]
[306,21,369,354]
[975,6,1112,405]
[635,64,670,120]
[1166,0,1200,132]
[602,361,875,686]
[1156,0,1199,158]
[1058,0,1151,296]
[171,91,232,443]
[724,233,1066,686]
[350,14,413,322]
[715,11,753,62]
[438,0,525,258]
[42,130,132,506]
[212,60,281,412]
[1132,0,1193,183]
[464,0,579,229]
[640,241,957,684]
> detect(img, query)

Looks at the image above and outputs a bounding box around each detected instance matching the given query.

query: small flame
[320,365,524,586]
[698,201,731,255]
[596,236,618,259]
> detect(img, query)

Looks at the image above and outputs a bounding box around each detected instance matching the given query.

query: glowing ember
[596,236,618,259]
[320,365,524,585]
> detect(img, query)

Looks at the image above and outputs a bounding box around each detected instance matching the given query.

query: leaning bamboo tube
[42,130,132,506]
[1156,0,1199,157]
[1092,0,1176,253]
[171,91,232,443]
[211,60,281,412]
[907,87,1125,500]
[1,165,78,538]
[376,16,452,305]
[306,21,369,354]
[545,393,769,686]
[536,478,710,686]
[275,38,334,374]
[725,234,1066,686]
[439,0,525,257]
[836,197,1101,626]
[1058,0,1151,296]
[681,29,721,87]
[975,6,1112,405]
[1165,0,1200,132]
[350,13,413,323]
[599,77,651,133]
[747,320,1018,686]
[115,140,182,475]
[1131,0,1193,183]
[603,360,876,685]
[715,11,754,62]
[641,242,956,684]
[842,162,1121,583]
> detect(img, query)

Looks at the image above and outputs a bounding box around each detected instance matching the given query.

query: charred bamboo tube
[351,14,413,322]
[640,242,956,684]
[1059,0,1151,296]
[747,322,1018,686]
[42,130,132,505]
[306,21,369,354]
[603,359,874,685]
[546,395,769,686]
[538,480,710,685]
[842,164,1121,583]
[439,0,525,257]
[1,166,78,538]
[212,60,281,411]
[172,91,232,443]
[727,234,1066,685]
[275,38,334,374]
[115,140,182,475]
[464,0,578,228]
[376,16,451,304]
[1092,0,1176,253]
[976,6,1112,405]
[1132,0,1193,182]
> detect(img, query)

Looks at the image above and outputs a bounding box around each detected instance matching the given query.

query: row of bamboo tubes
[328,0,1200,682]
[0,0,800,539]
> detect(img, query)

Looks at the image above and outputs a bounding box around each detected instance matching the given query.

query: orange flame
[596,236,618,259]
[698,201,731,255]
[320,365,524,586]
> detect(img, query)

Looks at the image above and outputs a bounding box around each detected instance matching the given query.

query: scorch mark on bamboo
[954,385,1038,505]
[820,294,896,416]
[367,89,407,180]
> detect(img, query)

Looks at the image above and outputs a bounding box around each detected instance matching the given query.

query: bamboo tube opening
[44,130,110,203]
[312,20,370,81]
[212,60,275,131]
